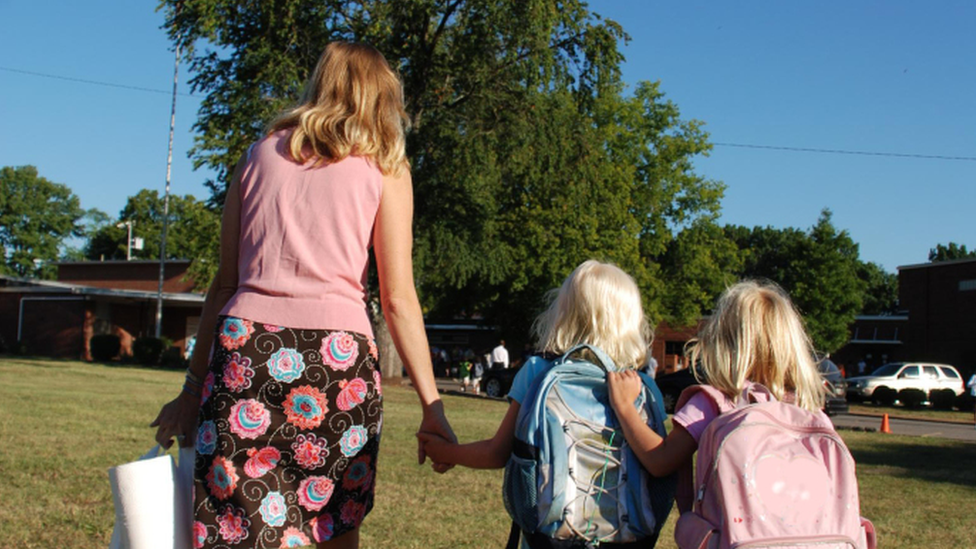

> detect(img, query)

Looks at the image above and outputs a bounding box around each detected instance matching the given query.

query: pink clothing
[672,391,721,444]
[220,131,382,336]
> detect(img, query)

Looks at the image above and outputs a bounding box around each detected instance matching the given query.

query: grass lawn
[848,402,974,423]
[1,357,974,548]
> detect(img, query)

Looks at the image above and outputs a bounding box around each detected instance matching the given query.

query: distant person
[968,373,976,428]
[857,358,867,376]
[642,353,659,378]
[491,339,510,369]
[419,260,662,547]
[150,42,455,549]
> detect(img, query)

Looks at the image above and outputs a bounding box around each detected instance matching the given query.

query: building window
[959,279,976,291]
[664,341,686,356]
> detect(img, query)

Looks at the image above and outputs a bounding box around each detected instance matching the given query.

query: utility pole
[156,34,181,339]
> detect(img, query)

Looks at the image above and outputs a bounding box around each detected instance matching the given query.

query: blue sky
[1,1,973,272]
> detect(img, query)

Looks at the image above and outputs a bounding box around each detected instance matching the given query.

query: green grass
[1,357,974,548]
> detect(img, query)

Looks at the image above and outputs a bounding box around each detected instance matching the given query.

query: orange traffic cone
[879,413,891,434]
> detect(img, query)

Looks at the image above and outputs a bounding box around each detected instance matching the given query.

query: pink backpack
[673,384,877,549]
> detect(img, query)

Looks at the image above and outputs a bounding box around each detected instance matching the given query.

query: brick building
[1,260,204,360]
[834,257,976,377]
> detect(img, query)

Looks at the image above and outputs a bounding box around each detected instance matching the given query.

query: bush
[930,389,957,410]
[133,337,168,366]
[160,346,187,369]
[90,335,121,362]
[956,392,975,412]
[898,388,926,409]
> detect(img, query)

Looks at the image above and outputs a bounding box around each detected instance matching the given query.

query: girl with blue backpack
[420,260,673,548]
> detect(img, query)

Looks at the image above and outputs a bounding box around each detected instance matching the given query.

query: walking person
[491,339,510,369]
[968,372,976,428]
[151,42,455,549]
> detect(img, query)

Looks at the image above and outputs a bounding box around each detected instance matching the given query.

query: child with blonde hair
[608,280,874,548]
[420,259,668,548]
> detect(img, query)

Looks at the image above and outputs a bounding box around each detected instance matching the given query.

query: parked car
[846,362,965,408]
[654,359,849,415]
[817,358,849,416]
[480,363,522,398]
[654,367,698,414]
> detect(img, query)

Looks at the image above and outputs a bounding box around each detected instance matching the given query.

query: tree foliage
[0,165,85,279]
[929,242,975,262]
[160,0,726,339]
[857,261,898,315]
[85,190,220,287]
[726,210,865,354]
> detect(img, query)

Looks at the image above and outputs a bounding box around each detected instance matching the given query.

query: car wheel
[873,387,896,406]
[485,377,503,398]
[931,389,956,410]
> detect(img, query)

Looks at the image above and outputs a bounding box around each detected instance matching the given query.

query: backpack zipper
[732,534,858,548]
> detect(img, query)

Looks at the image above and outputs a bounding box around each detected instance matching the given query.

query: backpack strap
[674,384,735,416]
[559,344,618,373]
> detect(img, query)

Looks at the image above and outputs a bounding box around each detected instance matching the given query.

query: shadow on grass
[850,439,976,489]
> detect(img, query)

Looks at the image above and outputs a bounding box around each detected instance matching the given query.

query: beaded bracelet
[185,370,204,385]
[182,382,202,398]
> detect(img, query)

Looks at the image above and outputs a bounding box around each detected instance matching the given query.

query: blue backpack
[503,344,675,548]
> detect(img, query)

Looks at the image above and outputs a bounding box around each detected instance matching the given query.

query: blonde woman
[605,280,827,511]
[152,42,455,549]
[419,259,654,547]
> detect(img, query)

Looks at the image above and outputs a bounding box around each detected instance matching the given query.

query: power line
[4,65,975,162]
[712,142,976,162]
[0,66,200,98]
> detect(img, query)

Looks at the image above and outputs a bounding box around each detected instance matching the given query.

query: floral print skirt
[193,316,382,549]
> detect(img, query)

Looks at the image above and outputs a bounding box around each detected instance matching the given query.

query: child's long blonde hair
[268,42,410,175]
[533,260,651,369]
[687,280,826,412]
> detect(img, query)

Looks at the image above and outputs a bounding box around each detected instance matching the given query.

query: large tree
[727,210,865,354]
[86,190,220,287]
[160,0,725,349]
[857,261,898,315]
[0,165,85,279]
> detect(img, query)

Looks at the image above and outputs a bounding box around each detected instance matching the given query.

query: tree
[929,242,975,262]
[160,1,726,367]
[85,190,220,287]
[0,165,85,278]
[857,261,898,315]
[726,210,865,354]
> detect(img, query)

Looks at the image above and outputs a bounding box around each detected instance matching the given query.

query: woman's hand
[151,391,201,449]
[416,431,454,465]
[417,401,457,473]
[607,370,642,415]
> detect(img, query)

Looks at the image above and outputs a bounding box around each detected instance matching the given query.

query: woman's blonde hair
[532,260,651,369]
[686,280,826,412]
[268,42,410,175]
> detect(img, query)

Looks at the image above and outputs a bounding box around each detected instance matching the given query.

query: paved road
[830,413,976,442]
[433,379,976,442]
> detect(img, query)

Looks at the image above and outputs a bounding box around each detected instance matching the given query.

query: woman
[152,42,455,549]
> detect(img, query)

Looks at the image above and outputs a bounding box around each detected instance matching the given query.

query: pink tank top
[220,130,381,337]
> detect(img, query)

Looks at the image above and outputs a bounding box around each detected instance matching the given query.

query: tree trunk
[369,299,403,379]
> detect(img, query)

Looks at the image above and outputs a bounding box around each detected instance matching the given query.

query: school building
[834,257,976,377]
[0,260,204,360]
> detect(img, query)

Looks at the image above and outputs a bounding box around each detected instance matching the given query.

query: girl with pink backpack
[608,280,876,549]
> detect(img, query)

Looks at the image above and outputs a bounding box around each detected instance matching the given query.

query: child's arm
[417,401,521,469]
[608,370,697,478]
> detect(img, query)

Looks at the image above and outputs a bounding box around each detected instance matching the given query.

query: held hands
[151,391,201,450]
[607,369,642,417]
[417,401,457,473]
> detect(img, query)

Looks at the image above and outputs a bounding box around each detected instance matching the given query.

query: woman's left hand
[151,392,202,449]
[417,401,457,473]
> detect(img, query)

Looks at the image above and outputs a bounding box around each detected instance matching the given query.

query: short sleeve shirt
[507,356,552,404]
[671,391,722,444]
